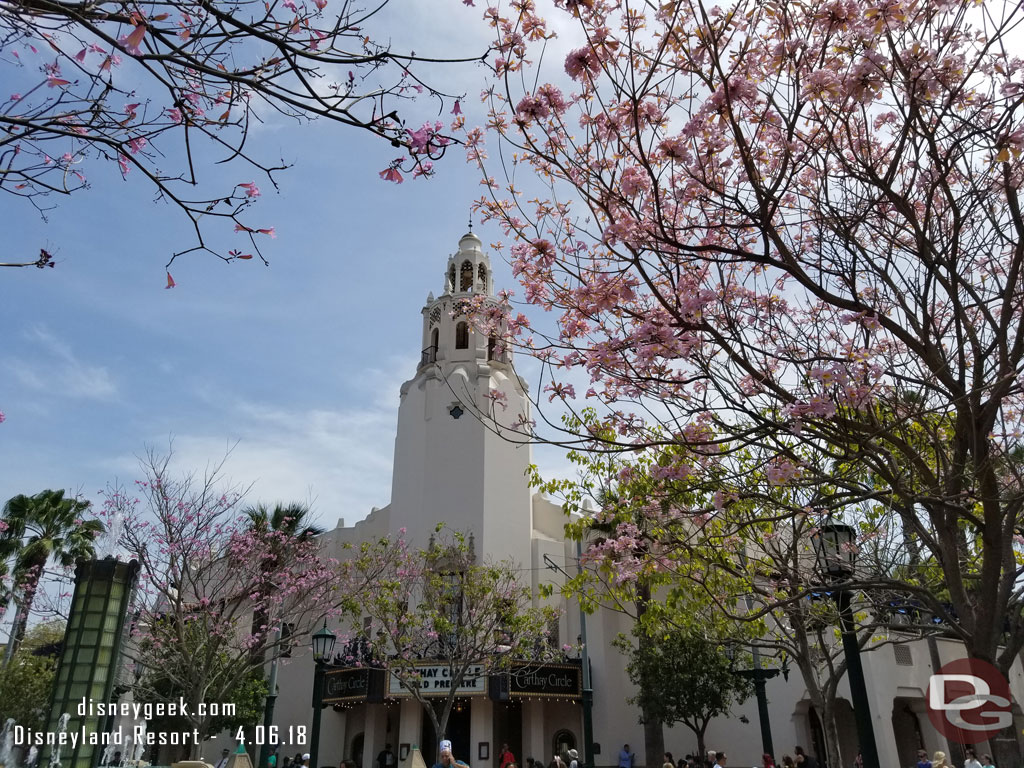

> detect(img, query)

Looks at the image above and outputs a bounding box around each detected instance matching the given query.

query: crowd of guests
[916,749,995,768]
[268,738,997,768]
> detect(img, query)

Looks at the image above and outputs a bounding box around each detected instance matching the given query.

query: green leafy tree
[619,626,752,762]
[345,528,560,759]
[1,490,104,664]
[0,620,66,730]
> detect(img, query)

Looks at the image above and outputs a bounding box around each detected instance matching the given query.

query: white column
[471,699,493,768]
[523,701,546,765]
[363,705,388,768]
[398,700,423,764]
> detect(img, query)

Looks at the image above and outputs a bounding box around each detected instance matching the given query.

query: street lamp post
[811,522,880,768]
[726,644,787,758]
[544,547,594,768]
[309,622,337,768]
[259,627,281,768]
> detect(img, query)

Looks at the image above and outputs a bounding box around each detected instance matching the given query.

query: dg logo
[927,658,1015,744]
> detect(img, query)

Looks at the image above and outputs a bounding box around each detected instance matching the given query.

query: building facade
[266,232,1024,768]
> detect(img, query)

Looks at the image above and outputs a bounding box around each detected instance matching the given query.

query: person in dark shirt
[793,747,817,768]
[378,745,396,768]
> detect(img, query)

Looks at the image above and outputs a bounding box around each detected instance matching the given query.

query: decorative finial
[468,212,473,232]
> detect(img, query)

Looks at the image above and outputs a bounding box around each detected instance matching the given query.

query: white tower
[389,230,533,568]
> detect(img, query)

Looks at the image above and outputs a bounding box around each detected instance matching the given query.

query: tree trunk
[2,574,40,666]
[924,635,965,768]
[817,700,843,768]
[991,725,1021,768]
[642,717,664,768]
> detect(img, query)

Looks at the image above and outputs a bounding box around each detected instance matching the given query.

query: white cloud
[102,354,416,530]
[6,326,118,400]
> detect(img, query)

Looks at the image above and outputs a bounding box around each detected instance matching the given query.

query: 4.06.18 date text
[234,726,308,746]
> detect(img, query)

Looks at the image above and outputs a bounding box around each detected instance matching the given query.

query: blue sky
[0,3,573,545]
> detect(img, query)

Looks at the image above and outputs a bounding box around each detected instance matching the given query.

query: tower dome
[445,230,492,296]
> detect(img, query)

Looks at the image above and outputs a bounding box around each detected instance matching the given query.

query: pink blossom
[379,167,404,183]
[238,181,261,197]
[119,24,147,55]
[564,47,601,80]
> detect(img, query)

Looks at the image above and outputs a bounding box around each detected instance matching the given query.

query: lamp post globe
[811,522,857,580]
[810,521,879,768]
[312,622,337,662]
[309,622,336,768]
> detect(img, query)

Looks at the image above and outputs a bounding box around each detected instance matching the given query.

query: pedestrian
[433,740,471,768]
[917,750,932,768]
[379,744,397,768]
[294,754,304,768]
[527,758,536,768]
[618,746,634,768]
[303,754,311,768]
[932,752,950,768]
[567,749,579,768]
[215,750,231,768]
[964,749,983,768]
[712,753,726,768]
[793,747,817,768]
[762,754,775,768]
[663,752,674,768]
[981,755,995,768]
[500,745,516,768]
[781,757,795,768]
[268,750,278,768]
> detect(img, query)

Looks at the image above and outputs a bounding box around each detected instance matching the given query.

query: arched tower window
[447,265,456,292]
[487,336,496,361]
[460,261,473,292]
[456,322,469,349]
[430,328,439,361]
[478,263,488,291]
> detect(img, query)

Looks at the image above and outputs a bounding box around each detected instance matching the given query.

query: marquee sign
[322,667,385,704]
[387,663,487,697]
[509,663,582,699]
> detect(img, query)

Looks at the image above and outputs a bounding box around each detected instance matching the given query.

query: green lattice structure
[43,558,140,768]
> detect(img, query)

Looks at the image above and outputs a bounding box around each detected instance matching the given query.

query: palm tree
[243,503,324,654]
[243,503,323,767]
[244,502,324,542]
[1,489,104,665]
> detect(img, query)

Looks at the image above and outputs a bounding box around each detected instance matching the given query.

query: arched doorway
[553,731,576,762]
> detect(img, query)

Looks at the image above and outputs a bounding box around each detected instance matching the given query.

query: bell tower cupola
[444,229,493,296]
[418,229,507,371]
[390,227,532,567]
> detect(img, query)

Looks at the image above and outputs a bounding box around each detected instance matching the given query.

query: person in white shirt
[712,753,726,768]
[964,749,983,768]
[215,750,231,768]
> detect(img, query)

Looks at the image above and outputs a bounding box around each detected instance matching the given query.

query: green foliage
[0,621,66,729]
[618,626,753,737]
[136,617,268,737]
[346,529,559,752]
